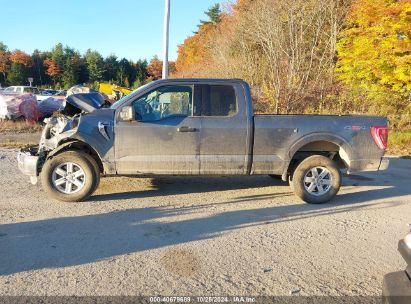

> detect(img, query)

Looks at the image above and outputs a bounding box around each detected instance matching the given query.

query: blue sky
[0,0,221,61]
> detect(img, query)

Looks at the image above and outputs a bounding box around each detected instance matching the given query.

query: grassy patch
[0,119,43,134]
[0,141,33,149]
[388,131,411,156]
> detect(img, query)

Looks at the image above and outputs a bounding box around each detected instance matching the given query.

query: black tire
[40,150,100,202]
[81,152,101,190]
[291,155,341,204]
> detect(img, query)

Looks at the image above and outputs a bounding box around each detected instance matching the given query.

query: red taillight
[371,126,388,150]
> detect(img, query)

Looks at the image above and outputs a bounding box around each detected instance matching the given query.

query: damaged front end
[17,93,106,184]
[17,114,81,185]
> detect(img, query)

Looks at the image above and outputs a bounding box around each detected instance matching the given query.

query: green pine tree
[7,62,28,85]
[200,4,221,26]
[85,49,105,83]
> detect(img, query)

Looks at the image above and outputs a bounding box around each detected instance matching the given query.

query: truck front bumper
[17,147,40,184]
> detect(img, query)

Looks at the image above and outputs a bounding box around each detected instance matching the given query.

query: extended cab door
[196,82,251,175]
[114,84,201,175]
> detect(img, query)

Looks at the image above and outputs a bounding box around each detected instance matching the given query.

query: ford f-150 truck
[17,79,389,203]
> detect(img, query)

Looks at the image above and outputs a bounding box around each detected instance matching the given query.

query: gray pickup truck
[17,79,389,203]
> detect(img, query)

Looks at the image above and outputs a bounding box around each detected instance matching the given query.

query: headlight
[404,225,411,249]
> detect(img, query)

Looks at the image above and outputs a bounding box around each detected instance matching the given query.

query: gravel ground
[0,148,410,297]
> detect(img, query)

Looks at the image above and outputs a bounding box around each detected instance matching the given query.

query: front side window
[132,85,193,121]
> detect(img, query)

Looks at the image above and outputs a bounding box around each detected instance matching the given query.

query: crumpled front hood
[65,93,106,113]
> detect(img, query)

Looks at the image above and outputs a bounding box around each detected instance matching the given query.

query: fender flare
[46,139,104,172]
[282,132,354,179]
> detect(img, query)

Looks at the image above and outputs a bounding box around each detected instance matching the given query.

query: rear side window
[196,85,237,117]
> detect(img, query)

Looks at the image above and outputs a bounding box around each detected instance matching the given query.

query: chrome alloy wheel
[303,166,332,196]
[52,162,86,194]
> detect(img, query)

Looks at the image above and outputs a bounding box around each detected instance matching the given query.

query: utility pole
[162,0,170,79]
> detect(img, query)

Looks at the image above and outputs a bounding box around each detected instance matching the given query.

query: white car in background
[3,86,40,95]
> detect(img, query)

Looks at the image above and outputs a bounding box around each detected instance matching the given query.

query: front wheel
[40,151,100,202]
[291,155,341,204]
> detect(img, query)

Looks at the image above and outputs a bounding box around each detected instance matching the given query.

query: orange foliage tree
[176,4,225,76]
[43,58,61,83]
[9,50,33,67]
[147,57,175,80]
[147,57,163,80]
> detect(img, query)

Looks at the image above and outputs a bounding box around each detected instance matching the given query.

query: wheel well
[287,141,347,176]
[49,140,104,173]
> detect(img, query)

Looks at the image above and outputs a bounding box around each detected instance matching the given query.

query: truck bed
[251,114,387,175]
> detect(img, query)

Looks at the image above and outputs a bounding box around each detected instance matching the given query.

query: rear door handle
[177,126,197,132]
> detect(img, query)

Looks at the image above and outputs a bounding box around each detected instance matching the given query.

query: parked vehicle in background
[99,83,132,102]
[3,86,40,94]
[0,92,39,120]
[55,90,66,96]
[37,89,66,102]
[383,226,411,304]
[17,79,389,203]
[40,89,58,95]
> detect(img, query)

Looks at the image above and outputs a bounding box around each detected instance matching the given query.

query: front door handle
[177,126,197,132]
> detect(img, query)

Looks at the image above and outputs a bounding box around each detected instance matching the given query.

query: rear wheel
[291,155,341,204]
[41,150,100,202]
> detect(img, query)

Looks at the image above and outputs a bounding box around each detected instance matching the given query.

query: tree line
[0,42,175,89]
[176,0,410,130]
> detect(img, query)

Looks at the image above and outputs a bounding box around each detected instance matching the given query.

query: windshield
[110,82,153,109]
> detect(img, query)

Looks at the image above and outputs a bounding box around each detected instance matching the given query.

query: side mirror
[118,106,135,121]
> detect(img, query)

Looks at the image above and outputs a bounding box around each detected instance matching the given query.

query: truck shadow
[1,189,408,276]
[89,175,288,202]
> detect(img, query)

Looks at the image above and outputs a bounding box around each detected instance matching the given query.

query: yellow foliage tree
[336,0,411,98]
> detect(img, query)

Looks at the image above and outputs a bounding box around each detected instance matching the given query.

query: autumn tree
[0,43,148,89]
[9,50,33,67]
[147,56,163,80]
[7,50,33,85]
[44,58,60,85]
[335,0,411,113]
[176,4,223,74]
[0,42,10,85]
